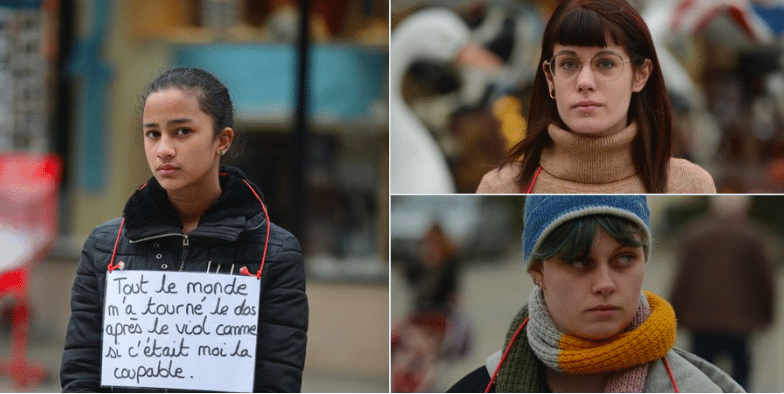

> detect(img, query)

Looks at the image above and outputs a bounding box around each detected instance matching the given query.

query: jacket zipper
[177,235,189,271]
[127,232,186,244]
[150,235,187,394]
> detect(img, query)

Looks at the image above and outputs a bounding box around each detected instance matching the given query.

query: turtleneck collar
[539,122,638,184]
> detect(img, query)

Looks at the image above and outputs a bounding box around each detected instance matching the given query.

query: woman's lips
[157,165,179,175]
[587,305,620,318]
[573,101,601,108]
[573,102,601,114]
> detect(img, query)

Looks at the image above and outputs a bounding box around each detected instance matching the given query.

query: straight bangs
[550,7,627,52]
[532,215,645,264]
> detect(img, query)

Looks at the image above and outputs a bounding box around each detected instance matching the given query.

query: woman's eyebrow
[614,244,642,252]
[167,118,192,126]
[142,118,192,128]
[552,49,623,57]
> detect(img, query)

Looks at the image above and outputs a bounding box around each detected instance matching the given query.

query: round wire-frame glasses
[544,52,632,82]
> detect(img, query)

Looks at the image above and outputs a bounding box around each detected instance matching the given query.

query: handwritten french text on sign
[101,270,260,393]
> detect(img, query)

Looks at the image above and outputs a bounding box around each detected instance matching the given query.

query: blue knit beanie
[522,195,651,271]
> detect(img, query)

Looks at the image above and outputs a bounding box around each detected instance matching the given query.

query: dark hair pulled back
[143,67,234,138]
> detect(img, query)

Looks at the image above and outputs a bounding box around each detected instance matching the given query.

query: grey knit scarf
[495,287,651,392]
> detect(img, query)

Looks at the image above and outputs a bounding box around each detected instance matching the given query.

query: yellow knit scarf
[557,291,676,374]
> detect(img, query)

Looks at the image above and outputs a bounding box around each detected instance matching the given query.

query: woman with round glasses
[477,0,716,193]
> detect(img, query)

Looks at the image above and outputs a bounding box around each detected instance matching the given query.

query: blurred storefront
[1,0,388,391]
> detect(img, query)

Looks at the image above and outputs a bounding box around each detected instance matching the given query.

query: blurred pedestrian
[476,0,715,193]
[60,68,308,392]
[392,223,473,392]
[449,195,743,392]
[409,223,460,313]
[670,196,776,390]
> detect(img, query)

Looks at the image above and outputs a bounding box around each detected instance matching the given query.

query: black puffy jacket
[61,166,308,392]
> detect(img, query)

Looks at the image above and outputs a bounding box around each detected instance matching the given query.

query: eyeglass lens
[549,53,626,81]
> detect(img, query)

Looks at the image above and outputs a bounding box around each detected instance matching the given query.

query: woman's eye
[595,58,616,69]
[144,130,160,138]
[560,59,579,70]
[176,128,191,135]
[616,254,636,265]
[568,260,589,268]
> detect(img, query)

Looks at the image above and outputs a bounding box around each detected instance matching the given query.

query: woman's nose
[156,136,175,158]
[592,263,616,295]
[576,62,597,91]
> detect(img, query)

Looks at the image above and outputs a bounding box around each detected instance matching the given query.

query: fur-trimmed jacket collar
[122,166,267,242]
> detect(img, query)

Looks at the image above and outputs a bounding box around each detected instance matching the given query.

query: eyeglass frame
[543,51,636,82]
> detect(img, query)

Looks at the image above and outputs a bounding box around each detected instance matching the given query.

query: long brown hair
[508,0,672,192]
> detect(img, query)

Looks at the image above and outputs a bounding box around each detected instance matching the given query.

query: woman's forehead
[552,33,627,55]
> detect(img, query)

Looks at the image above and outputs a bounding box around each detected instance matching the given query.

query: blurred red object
[0,152,62,388]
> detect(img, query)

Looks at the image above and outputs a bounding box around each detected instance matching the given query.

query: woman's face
[530,227,645,340]
[544,39,651,138]
[142,88,229,193]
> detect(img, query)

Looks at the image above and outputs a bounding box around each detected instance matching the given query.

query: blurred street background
[0,0,388,392]
[392,0,784,193]
[391,195,784,393]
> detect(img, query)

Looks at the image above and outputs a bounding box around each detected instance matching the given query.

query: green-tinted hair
[531,214,647,265]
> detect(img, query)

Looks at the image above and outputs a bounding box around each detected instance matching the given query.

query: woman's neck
[166,173,222,234]
[545,367,608,393]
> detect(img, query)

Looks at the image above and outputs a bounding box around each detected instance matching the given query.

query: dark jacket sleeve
[254,227,308,392]
[61,228,108,392]
[447,366,492,392]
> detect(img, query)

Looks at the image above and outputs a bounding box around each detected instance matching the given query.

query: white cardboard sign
[101,270,260,392]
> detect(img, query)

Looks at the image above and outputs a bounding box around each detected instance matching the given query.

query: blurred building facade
[0,0,389,391]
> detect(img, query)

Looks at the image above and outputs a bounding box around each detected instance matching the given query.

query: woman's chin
[572,322,625,341]
[155,177,186,192]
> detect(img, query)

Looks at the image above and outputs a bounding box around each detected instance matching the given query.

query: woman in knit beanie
[448,195,744,392]
[476,0,715,193]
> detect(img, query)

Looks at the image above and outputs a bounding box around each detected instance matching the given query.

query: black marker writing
[143,337,189,358]
[155,273,178,294]
[113,360,185,384]
[141,297,204,316]
[174,316,211,335]
[186,277,248,296]
[210,297,229,315]
[113,275,149,295]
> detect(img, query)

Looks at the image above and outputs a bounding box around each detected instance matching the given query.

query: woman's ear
[543,62,555,96]
[218,127,234,153]
[632,59,652,93]
[529,260,545,288]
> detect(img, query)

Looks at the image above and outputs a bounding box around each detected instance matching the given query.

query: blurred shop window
[128,0,389,282]
[0,2,53,152]
[128,0,387,44]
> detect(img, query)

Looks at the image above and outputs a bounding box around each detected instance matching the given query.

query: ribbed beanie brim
[522,195,651,271]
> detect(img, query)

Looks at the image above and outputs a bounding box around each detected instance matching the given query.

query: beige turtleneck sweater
[476,123,716,193]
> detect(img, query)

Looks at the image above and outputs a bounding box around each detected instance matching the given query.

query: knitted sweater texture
[476,123,716,193]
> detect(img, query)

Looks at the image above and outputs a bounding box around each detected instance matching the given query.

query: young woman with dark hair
[60,68,308,392]
[476,0,715,193]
